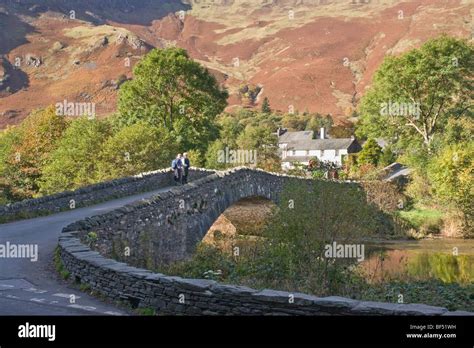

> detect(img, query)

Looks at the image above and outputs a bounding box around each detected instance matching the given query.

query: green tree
[358,138,383,167]
[236,125,281,172]
[117,47,228,153]
[186,149,205,168]
[39,118,112,194]
[438,117,474,149]
[427,142,474,235]
[204,139,231,170]
[97,122,179,181]
[305,113,333,136]
[204,114,245,169]
[0,127,21,203]
[216,114,243,148]
[261,97,271,113]
[357,36,473,152]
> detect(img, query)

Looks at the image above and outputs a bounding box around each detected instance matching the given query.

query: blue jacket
[172,158,183,170]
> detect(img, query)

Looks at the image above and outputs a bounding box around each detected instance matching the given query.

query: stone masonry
[0,168,214,221]
[57,167,473,316]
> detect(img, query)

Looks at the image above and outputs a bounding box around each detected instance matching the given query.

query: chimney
[277,127,287,136]
[320,127,325,139]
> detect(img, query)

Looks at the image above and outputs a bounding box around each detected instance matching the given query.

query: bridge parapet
[0,168,214,223]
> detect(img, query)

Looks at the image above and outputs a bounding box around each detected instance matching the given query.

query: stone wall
[57,167,473,315]
[0,168,214,222]
[58,232,469,316]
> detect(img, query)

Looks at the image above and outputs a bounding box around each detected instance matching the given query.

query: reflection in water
[361,246,474,284]
[407,253,473,283]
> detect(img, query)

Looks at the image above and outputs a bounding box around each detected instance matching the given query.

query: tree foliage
[236,125,281,172]
[250,180,379,295]
[357,36,473,152]
[427,142,473,235]
[357,138,383,167]
[261,97,271,113]
[117,47,228,153]
[1,106,69,199]
[39,118,112,194]
[97,122,179,181]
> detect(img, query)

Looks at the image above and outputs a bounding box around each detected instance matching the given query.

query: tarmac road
[0,186,172,315]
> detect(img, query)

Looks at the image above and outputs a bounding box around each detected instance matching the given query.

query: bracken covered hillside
[0,0,471,127]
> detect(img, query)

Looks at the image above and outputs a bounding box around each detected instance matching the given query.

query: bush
[97,121,178,181]
[241,180,381,295]
[360,180,404,213]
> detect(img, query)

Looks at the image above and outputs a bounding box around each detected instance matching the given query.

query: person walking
[172,154,183,185]
[182,152,190,184]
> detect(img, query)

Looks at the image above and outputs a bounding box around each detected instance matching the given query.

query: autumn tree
[2,106,69,199]
[39,118,111,194]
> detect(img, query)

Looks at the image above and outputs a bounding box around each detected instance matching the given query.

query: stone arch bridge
[69,167,312,266]
[1,167,468,315]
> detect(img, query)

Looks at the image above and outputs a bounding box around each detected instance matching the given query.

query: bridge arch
[203,196,275,249]
[77,168,302,268]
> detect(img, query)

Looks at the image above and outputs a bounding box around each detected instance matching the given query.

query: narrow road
[0,186,173,315]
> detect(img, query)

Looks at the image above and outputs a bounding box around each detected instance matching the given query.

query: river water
[361,239,474,284]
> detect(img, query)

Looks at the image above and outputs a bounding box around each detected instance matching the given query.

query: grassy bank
[158,243,474,311]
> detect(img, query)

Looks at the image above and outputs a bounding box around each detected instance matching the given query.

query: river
[361,238,474,284]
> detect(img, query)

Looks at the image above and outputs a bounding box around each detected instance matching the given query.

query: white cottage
[277,128,361,170]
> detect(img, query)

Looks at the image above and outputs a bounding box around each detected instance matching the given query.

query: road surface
[0,186,173,315]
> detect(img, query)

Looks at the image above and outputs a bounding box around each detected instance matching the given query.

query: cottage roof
[278,131,314,143]
[286,138,355,151]
[382,162,412,182]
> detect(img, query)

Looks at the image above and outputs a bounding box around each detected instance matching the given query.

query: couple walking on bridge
[171,153,190,185]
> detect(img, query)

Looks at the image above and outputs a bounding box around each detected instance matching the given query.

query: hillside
[0,0,471,127]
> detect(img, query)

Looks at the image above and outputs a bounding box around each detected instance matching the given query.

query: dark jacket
[183,158,190,175]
